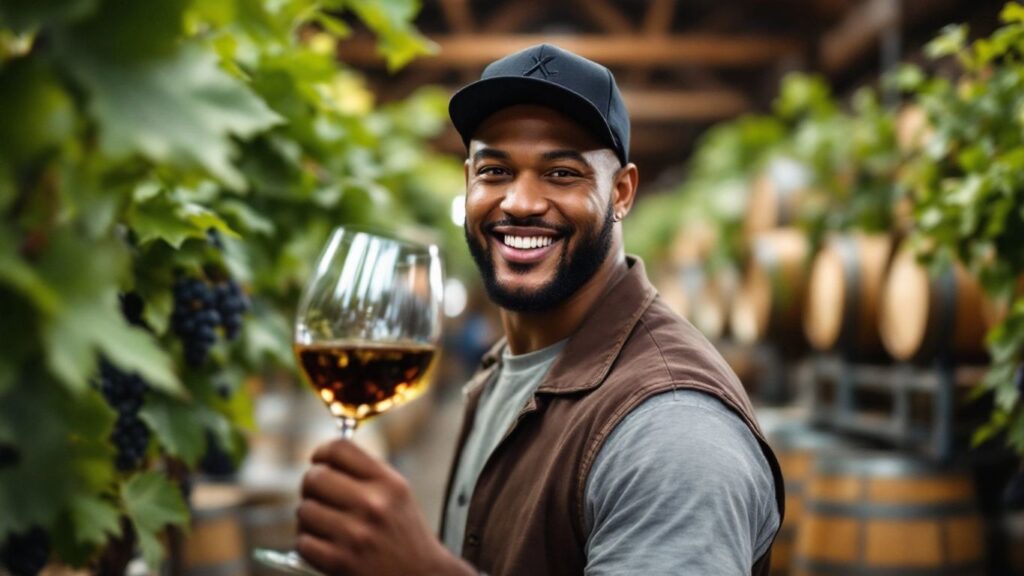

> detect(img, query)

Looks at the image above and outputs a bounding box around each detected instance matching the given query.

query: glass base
[253,549,323,576]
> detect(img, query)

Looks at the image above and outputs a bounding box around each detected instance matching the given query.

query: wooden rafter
[820,0,900,73]
[481,0,537,33]
[439,0,473,33]
[622,88,749,121]
[338,34,803,68]
[573,0,634,34]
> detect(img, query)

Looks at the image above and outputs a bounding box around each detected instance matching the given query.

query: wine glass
[254,225,444,575]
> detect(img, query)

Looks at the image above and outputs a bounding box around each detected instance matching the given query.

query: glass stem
[335,416,358,439]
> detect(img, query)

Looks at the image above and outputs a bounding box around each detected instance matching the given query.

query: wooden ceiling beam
[337,34,802,68]
[439,0,474,33]
[423,86,748,121]
[820,0,899,73]
[573,0,635,34]
[433,123,694,159]
[622,88,749,121]
[481,0,537,33]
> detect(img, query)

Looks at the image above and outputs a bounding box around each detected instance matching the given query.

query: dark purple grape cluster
[171,277,221,367]
[199,430,237,477]
[0,526,49,576]
[98,360,150,471]
[119,291,147,328]
[214,280,249,340]
[0,444,17,470]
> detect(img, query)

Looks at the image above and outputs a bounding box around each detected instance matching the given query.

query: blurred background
[2,0,1024,574]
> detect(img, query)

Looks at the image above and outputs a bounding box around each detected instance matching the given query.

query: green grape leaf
[139,395,206,467]
[0,0,97,33]
[1002,2,1024,24]
[925,24,968,59]
[36,232,181,395]
[66,389,117,493]
[217,199,275,235]
[343,0,437,71]
[0,58,75,168]
[0,381,75,537]
[56,42,282,189]
[130,189,237,248]
[121,471,189,569]
[0,234,61,316]
[67,495,122,547]
[130,194,203,249]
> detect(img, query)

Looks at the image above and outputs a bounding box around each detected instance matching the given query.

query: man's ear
[612,162,639,220]
[464,157,471,188]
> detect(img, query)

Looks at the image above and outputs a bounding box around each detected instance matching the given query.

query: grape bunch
[0,444,17,470]
[119,291,147,329]
[214,279,249,340]
[0,526,49,576]
[171,277,221,367]
[98,360,150,471]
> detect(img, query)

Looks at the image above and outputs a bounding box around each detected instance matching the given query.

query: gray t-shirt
[443,339,569,555]
[443,343,780,574]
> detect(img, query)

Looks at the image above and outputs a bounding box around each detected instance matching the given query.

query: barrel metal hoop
[793,558,983,576]
[805,499,975,519]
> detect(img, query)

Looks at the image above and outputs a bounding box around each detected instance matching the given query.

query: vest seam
[638,314,676,391]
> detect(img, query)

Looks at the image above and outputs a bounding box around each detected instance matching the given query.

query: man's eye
[478,166,509,177]
[549,169,578,178]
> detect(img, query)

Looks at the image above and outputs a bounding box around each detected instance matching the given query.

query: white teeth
[502,235,553,249]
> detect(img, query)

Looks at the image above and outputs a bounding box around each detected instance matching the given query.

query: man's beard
[464,201,615,313]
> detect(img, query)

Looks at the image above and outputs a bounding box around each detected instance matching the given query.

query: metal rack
[806,355,989,462]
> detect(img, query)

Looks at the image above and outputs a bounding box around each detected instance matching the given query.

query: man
[296,44,784,575]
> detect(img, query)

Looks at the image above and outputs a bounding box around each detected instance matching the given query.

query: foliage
[0,0,461,569]
[626,115,785,267]
[895,3,1024,454]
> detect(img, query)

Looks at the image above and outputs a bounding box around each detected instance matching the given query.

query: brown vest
[442,258,784,575]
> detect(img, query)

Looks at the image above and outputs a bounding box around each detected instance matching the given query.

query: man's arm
[297,440,478,576]
[583,390,779,575]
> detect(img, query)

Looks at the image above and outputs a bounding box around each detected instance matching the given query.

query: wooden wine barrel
[669,220,717,267]
[765,422,860,576]
[879,246,989,364]
[794,454,984,576]
[895,104,933,154]
[656,263,711,326]
[804,233,893,360]
[1004,509,1024,575]
[691,265,738,341]
[183,484,247,576]
[744,158,812,245]
[731,228,810,351]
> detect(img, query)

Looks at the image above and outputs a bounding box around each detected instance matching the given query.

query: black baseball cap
[449,43,630,166]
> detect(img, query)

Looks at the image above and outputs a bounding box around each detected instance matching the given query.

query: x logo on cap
[523,55,557,78]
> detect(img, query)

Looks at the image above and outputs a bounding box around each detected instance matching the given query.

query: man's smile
[487,224,566,266]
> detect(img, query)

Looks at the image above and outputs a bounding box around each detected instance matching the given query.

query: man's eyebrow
[471,148,510,163]
[540,149,590,165]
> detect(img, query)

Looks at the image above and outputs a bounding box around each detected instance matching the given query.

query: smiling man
[297,44,783,576]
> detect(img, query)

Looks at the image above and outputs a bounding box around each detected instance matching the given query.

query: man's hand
[297,439,476,576]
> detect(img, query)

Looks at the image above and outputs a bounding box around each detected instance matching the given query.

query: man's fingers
[296,532,352,575]
[312,438,382,479]
[301,463,365,510]
[296,498,368,547]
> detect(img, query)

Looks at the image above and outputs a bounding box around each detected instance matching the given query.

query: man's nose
[499,175,547,218]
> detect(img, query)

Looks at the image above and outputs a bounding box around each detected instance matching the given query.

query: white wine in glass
[254,226,444,575]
